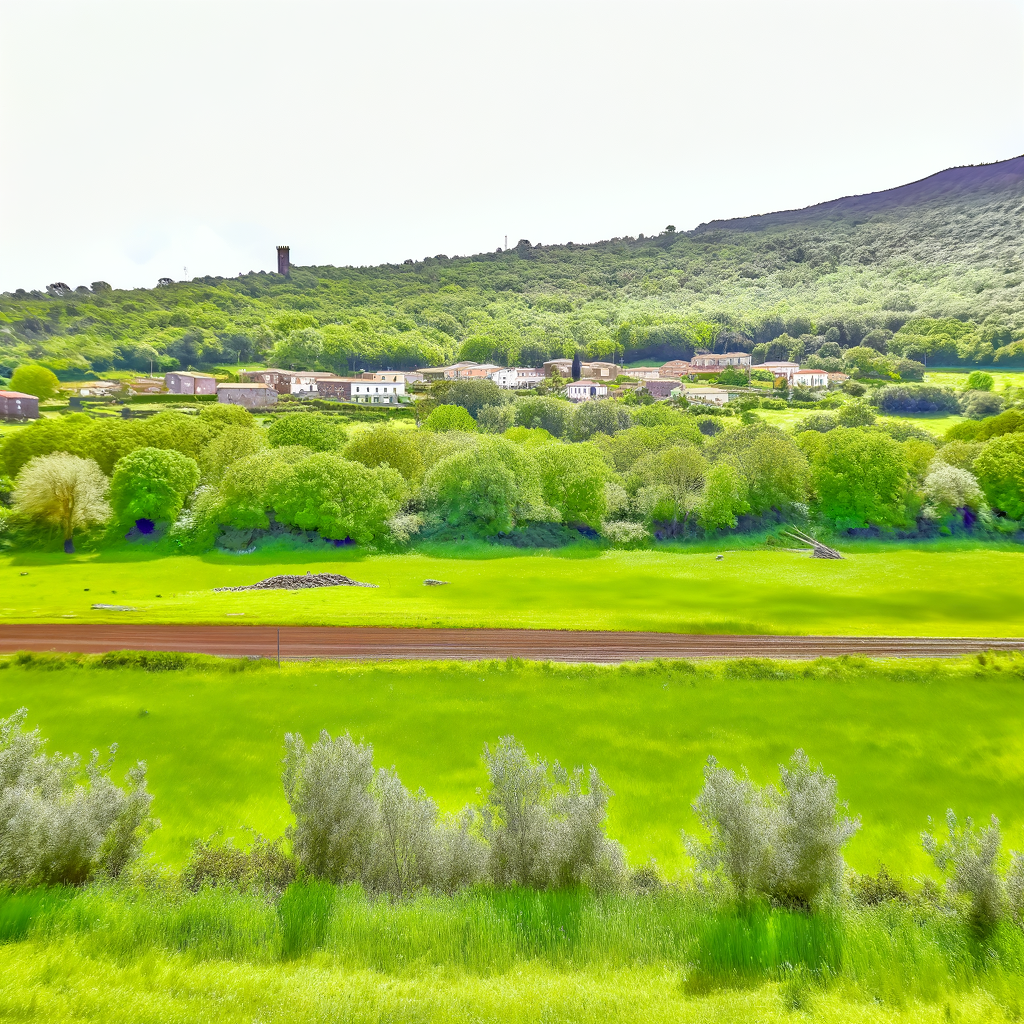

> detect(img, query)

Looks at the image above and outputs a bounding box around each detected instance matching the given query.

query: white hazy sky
[2,0,1023,292]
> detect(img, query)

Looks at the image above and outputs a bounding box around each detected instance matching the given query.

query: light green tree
[535,442,609,527]
[267,413,347,452]
[9,364,60,400]
[423,405,477,433]
[974,434,1024,518]
[14,453,110,552]
[343,425,424,482]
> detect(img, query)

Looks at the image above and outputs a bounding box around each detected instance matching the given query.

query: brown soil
[0,625,1020,663]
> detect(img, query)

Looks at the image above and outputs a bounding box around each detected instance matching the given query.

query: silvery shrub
[686,749,860,908]
[923,810,1004,932]
[282,730,485,895]
[480,736,624,890]
[0,707,158,885]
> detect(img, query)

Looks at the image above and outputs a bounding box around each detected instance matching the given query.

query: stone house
[216,383,278,409]
[165,371,217,395]
[0,390,39,420]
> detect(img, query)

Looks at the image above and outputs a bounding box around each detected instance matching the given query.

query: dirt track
[0,625,1021,662]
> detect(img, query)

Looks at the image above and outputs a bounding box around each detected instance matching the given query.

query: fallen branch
[780,528,844,560]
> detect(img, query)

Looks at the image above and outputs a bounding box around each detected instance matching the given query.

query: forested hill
[2,155,1023,379]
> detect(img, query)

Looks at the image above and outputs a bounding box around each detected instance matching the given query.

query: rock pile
[215,572,378,592]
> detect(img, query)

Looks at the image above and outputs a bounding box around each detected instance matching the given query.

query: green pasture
[754,406,964,437]
[2,546,1022,635]
[925,367,1024,390]
[6,654,1024,873]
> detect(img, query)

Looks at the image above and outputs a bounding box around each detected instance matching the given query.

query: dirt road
[0,625,1020,662]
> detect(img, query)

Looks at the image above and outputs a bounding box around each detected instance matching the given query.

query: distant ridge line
[694,153,1024,233]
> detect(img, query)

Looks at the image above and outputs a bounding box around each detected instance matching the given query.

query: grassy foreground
[5,654,1024,872]
[3,544,1024,634]
[3,885,1024,1022]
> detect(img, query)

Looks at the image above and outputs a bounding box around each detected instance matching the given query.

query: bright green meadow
[4,654,1024,872]
[3,546,1024,635]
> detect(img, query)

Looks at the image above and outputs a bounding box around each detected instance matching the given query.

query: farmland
[1,545,1022,636]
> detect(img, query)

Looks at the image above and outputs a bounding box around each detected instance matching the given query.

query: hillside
[2,155,1023,378]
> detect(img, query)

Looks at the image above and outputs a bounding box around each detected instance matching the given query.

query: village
[0,351,851,419]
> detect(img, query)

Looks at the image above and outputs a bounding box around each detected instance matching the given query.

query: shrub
[966,371,995,391]
[960,390,1004,420]
[269,454,404,544]
[836,401,876,427]
[758,398,788,410]
[480,736,624,890]
[922,463,985,521]
[342,425,424,483]
[476,403,517,434]
[601,519,649,547]
[423,405,477,433]
[431,379,508,418]
[535,442,609,528]
[568,401,632,441]
[686,749,860,908]
[795,413,838,433]
[922,811,1004,933]
[876,385,960,415]
[515,395,572,437]
[267,413,347,452]
[182,831,295,893]
[0,708,158,885]
[281,730,485,895]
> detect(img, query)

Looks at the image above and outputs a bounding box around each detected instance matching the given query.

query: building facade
[683,386,735,407]
[792,369,829,389]
[689,352,752,370]
[216,383,278,408]
[317,377,406,403]
[0,390,39,420]
[544,358,621,380]
[165,371,217,395]
[566,379,609,402]
[492,367,543,389]
[753,361,800,380]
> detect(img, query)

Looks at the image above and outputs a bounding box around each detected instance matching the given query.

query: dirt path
[0,625,1020,662]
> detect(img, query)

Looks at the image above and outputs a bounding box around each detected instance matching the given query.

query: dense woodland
[2,159,1024,378]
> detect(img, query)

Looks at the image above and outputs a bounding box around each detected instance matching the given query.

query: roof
[217,382,275,389]
[317,377,366,383]
[0,390,37,399]
[684,386,729,394]
[569,379,607,386]
[693,351,750,359]
[169,371,217,379]
[793,368,826,375]
[755,361,800,368]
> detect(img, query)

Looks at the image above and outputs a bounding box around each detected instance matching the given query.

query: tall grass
[4,880,1024,1005]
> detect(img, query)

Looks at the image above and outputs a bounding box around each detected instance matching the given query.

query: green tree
[269,454,404,544]
[13,453,110,552]
[431,379,508,418]
[423,438,543,533]
[535,442,609,527]
[267,413,347,451]
[201,425,268,483]
[627,444,708,532]
[343,425,424,483]
[836,401,876,427]
[802,427,911,528]
[974,434,1024,518]
[568,401,632,441]
[515,395,572,437]
[109,447,200,529]
[217,447,310,529]
[423,405,477,432]
[966,371,995,391]
[10,364,60,400]
[710,426,809,514]
[698,463,748,532]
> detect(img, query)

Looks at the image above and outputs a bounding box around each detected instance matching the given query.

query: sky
[1,0,1023,292]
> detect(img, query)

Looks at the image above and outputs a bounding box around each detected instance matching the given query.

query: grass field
[925,367,1024,390]
[6,654,1024,872]
[2,545,1023,635]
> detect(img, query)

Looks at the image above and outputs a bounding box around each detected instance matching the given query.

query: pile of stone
[215,572,378,592]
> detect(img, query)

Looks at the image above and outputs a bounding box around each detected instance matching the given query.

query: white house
[492,367,543,389]
[690,352,752,370]
[316,377,406,403]
[622,366,663,380]
[683,386,732,407]
[566,379,609,402]
[754,361,800,380]
[792,369,829,389]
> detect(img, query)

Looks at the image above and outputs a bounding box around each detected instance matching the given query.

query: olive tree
[974,434,1024,518]
[923,811,1004,933]
[13,453,110,552]
[535,442,609,527]
[0,708,158,885]
[686,749,860,908]
[481,736,624,890]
